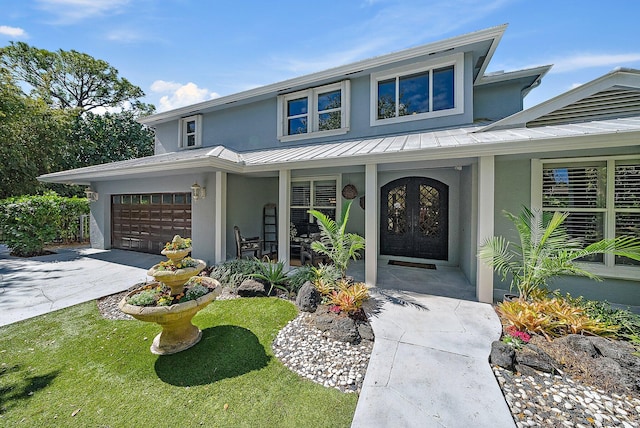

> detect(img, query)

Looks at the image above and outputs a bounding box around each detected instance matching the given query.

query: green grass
[0,298,358,427]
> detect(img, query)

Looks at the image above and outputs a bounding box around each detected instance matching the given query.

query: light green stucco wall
[492,156,640,306]
[225,174,279,260]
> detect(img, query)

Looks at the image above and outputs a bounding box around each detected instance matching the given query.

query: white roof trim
[475,64,552,86]
[139,25,508,126]
[478,68,640,131]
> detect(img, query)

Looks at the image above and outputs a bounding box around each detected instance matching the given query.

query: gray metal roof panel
[39,117,640,183]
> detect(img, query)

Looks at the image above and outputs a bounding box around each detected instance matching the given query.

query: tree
[0,68,76,198]
[1,41,144,111]
[478,208,640,300]
[308,200,365,278]
[63,110,154,170]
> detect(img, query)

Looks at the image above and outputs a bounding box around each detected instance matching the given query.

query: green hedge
[0,192,89,256]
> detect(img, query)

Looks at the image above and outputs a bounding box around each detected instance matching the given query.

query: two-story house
[39,24,640,304]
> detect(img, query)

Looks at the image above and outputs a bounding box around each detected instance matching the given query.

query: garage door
[111,193,192,254]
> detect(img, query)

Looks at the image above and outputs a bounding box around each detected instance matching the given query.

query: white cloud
[570,83,583,90]
[0,25,27,38]
[106,29,145,43]
[150,80,221,112]
[36,0,130,23]
[550,53,640,73]
[272,0,511,75]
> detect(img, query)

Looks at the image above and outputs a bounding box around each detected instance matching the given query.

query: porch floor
[347,260,477,301]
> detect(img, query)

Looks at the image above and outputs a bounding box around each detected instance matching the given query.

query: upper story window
[533,155,640,279]
[179,115,202,149]
[370,53,463,126]
[277,81,350,142]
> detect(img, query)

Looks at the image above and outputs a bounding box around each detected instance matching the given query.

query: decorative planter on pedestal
[119,278,220,355]
[119,235,220,355]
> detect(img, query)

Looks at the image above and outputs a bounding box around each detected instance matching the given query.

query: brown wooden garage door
[111,193,192,254]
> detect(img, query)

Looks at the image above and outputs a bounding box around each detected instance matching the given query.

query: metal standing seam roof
[38,117,640,183]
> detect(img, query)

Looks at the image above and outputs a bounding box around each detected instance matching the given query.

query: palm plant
[478,208,640,300]
[308,200,365,278]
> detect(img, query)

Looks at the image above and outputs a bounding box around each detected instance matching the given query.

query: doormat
[388,260,436,270]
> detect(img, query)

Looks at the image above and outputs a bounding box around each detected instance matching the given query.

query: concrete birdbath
[119,236,220,355]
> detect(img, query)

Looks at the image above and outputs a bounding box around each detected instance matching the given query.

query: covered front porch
[222,154,497,303]
[348,259,477,302]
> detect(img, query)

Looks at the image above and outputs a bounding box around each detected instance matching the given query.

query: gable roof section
[139,25,508,126]
[478,68,640,131]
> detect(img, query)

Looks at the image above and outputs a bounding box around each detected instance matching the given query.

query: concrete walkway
[0,245,162,327]
[352,289,515,428]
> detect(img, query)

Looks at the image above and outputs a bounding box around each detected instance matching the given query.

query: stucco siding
[459,164,476,284]
[491,155,640,306]
[225,174,279,260]
[151,53,479,155]
[91,173,217,263]
[474,82,524,121]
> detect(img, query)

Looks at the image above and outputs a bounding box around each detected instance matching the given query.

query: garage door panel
[111,193,192,254]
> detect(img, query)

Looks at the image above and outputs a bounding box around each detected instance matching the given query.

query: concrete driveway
[0,244,163,327]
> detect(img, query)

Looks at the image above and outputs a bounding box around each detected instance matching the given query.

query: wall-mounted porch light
[85,187,99,202]
[191,182,206,200]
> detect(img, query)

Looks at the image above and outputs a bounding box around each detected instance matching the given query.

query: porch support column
[278,169,291,270]
[476,155,495,303]
[214,171,227,264]
[365,163,378,287]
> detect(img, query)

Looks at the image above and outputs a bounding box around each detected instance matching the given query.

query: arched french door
[380,176,449,260]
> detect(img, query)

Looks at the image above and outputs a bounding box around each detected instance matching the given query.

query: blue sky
[2,0,640,113]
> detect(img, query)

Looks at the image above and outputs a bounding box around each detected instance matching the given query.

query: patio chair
[300,235,329,266]
[234,226,262,259]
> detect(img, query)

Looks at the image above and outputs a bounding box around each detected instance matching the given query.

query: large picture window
[277,81,350,142]
[370,53,463,126]
[535,156,640,274]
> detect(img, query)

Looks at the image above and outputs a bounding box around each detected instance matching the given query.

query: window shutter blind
[314,180,337,207]
[615,162,640,265]
[615,163,640,208]
[542,164,606,208]
[291,182,310,206]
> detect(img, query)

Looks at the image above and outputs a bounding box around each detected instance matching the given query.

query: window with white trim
[179,115,202,148]
[290,177,339,236]
[370,53,464,126]
[277,81,350,142]
[536,156,640,272]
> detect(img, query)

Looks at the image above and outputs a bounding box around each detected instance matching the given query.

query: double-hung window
[290,177,340,235]
[370,53,463,126]
[277,81,350,142]
[533,156,640,277]
[179,115,202,148]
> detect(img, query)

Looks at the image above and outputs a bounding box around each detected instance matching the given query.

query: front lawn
[0,298,358,426]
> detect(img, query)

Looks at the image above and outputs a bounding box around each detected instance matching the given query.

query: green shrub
[209,258,263,288]
[56,196,90,242]
[0,192,88,256]
[287,265,315,292]
[563,294,640,339]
